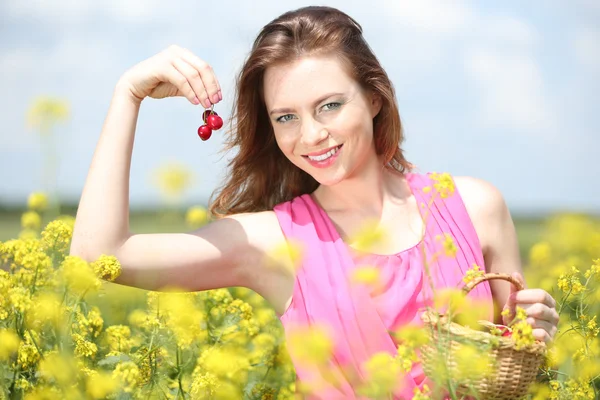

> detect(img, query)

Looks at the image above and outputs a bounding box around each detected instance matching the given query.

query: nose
[300,118,329,147]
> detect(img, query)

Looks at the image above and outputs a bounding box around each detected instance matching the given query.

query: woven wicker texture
[420,273,547,400]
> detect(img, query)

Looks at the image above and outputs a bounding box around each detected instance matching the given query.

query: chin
[310,170,347,187]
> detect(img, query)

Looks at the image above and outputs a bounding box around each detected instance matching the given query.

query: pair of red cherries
[197,105,223,141]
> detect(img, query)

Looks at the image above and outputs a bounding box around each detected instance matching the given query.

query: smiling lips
[303,144,343,161]
[302,144,343,168]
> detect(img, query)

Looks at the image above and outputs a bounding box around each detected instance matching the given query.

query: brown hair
[209,6,412,218]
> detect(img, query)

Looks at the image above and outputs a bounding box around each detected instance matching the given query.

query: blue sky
[0,0,598,214]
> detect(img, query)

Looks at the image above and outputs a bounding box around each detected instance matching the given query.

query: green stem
[25,328,44,361]
[557,288,573,316]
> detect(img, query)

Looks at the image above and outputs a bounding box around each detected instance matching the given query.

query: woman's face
[263,55,382,186]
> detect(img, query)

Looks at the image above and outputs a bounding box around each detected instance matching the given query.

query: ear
[369,91,383,118]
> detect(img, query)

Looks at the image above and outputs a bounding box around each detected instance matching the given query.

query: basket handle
[461,272,524,295]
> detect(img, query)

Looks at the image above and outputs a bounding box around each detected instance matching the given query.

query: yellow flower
[430,172,455,199]
[21,211,42,230]
[17,331,41,369]
[0,329,20,360]
[462,264,485,284]
[413,384,432,400]
[112,361,141,393]
[359,352,402,398]
[434,288,467,317]
[105,325,133,353]
[152,162,194,200]
[85,307,104,338]
[396,344,417,371]
[435,233,457,258]
[198,346,251,382]
[190,371,221,398]
[91,254,121,282]
[9,287,32,314]
[60,255,101,295]
[529,242,552,267]
[393,324,430,348]
[39,352,78,387]
[347,219,390,254]
[557,266,585,295]
[72,333,98,358]
[528,382,551,400]
[86,371,119,399]
[287,325,334,366]
[25,292,65,330]
[186,205,208,228]
[264,239,305,273]
[564,377,596,399]
[127,309,148,328]
[26,96,70,133]
[584,259,599,280]
[450,343,495,382]
[41,219,73,253]
[56,214,76,230]
[512,320,535,350]
[27,192,49,212]
[351,265,381,287]
[161,292,206,347]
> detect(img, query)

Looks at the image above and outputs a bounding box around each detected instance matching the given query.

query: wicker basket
[420,273,547,400]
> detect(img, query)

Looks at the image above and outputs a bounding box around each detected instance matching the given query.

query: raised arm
[69,46,294,302]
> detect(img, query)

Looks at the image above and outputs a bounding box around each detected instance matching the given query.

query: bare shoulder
[223,210,295,314]
[453,176,512,252]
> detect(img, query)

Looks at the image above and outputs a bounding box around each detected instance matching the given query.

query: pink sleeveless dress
[272,172,494,399]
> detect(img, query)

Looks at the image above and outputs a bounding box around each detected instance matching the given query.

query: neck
[313,152,408,216]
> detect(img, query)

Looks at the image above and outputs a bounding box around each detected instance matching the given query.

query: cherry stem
[203,104,215,123]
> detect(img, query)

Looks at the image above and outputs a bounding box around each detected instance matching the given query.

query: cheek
[274,131,297,156]
[337,107,373,137]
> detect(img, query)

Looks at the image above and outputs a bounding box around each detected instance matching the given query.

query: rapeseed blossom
[185,205,208,227]
[0,185,597,399]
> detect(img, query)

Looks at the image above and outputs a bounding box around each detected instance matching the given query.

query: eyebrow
[269,92,344,115]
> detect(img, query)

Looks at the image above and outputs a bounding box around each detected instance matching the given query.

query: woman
[70,6,559,399]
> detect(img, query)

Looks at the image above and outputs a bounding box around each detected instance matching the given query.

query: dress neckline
[305,172,428,258]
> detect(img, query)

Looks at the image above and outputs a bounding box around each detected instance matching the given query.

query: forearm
[70,80,142,261]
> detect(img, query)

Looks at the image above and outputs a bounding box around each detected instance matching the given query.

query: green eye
[322,102,341,111]
[276,114,295,123]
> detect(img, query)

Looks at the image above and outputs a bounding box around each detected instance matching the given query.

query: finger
[172,57,211,108]
[504,272,526,314]
[511,271,527,292]
[513,289,556,308]
[519,303,560,325]
[526,318,557,340]
[180,48,221,104]
[532,328,552,344]
[160,63,198,105]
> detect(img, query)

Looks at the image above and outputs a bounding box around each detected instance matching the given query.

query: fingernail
[203,98,212,108]
[212,93,220,103]
[218,90,222,101]
[193,96,200,105]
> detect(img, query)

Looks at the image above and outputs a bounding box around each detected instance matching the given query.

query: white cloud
[464,49,557,133]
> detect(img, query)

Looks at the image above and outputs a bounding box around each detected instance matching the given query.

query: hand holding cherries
[198,106,223,141]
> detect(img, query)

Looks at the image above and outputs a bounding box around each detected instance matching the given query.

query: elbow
[69,226,131,263]
[68,242,97,263]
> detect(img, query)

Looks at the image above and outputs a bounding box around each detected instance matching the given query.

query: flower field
[0,193,598,399]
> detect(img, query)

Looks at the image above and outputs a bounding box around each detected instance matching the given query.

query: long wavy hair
[209,6,412,218]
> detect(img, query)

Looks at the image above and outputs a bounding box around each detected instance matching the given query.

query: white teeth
[308,146,340,161]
